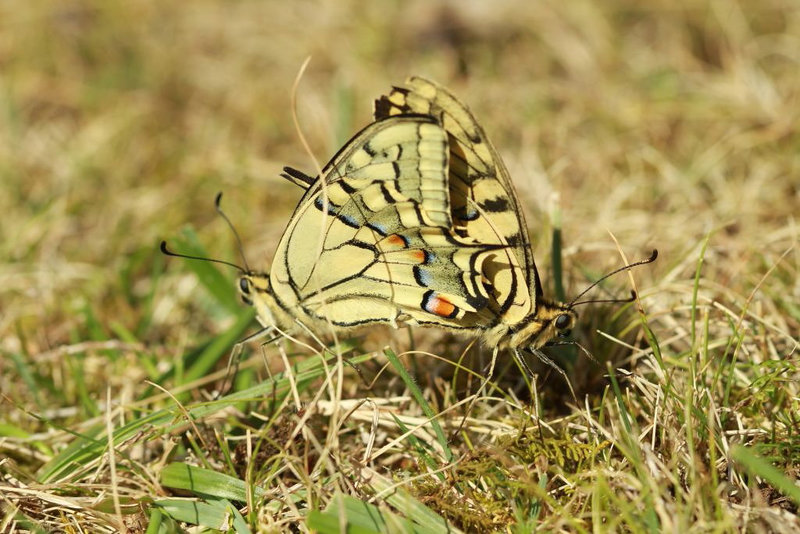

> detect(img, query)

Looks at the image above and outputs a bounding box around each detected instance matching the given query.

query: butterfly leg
[511,348,536,380]
[546,340,598,364]
[524,348,577,404]
[215,326,276,399]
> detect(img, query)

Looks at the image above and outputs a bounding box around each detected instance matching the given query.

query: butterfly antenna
[568,249,658,307]
[160,241,244,272]
[571,290,639,308]
[214,192,250,272]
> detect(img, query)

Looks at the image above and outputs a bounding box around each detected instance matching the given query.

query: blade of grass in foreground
[606,361,660,532]
[366,466,462,533]
[389,413,440,474]
[156,464,305,528]
[383,348,453,463]
[38,349,375,482]
[153,497,250,533]
[550,200,565,303]
[171,228,241,314]
[160,462,266,501]
[731,445,800,507]
[307,490,461,534]
[307,492,419,534]
[550,201,578,367]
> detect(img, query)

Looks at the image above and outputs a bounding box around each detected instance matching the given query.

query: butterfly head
[511,250,660,351]
[502,301,577,351]
[553,307,577,339]
[237,271,280,328]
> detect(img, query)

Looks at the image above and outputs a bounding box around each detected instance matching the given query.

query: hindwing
[374,77,540,326]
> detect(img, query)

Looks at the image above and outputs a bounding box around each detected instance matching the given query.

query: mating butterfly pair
[167,77,655,373]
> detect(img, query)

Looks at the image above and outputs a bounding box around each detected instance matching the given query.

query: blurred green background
[1,0,798,530]
[2,1,796,359]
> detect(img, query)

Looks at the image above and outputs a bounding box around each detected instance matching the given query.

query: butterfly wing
[375,77,539,326]
[267,114,497,331]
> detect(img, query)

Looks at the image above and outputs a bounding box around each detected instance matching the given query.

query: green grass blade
[731,445,800,507]
[383,348,453,463]
[38,350,375,482]
[160,462,264,501]
[308,492,395,534]
[153,497,251,532]
[171,228,240,314]
[368,468,462,534]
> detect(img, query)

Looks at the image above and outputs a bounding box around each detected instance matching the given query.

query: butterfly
[231,77,655,374]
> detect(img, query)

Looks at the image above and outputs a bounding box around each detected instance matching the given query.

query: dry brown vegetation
[1,1,798,532]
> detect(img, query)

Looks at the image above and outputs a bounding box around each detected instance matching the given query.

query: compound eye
[239,278,250,294]
[555,313,571,331]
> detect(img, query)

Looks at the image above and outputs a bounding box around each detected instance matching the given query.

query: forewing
[270,115,494,330]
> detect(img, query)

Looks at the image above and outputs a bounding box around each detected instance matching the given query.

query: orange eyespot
[409,249,426,263]
[384,234,407,248]
[421,291,458,319]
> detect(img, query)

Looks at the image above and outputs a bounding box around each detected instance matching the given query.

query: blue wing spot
[454,205,480,221]
[414,266,432,287]
[314,196,338,215]
[366,222,388,236]
[339,213,360,229]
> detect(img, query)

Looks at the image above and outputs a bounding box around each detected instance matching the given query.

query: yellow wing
[241,114,500,333]
[374,77,539,327]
